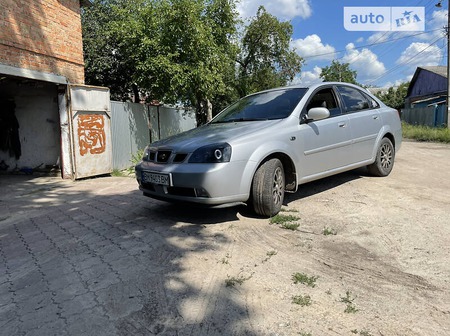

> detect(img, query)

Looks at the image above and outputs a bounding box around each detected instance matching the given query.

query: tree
[236,6,304,97]
[375,82,409,111]
[320,60,357,84]
[82,2,303,125]
[82,0,238,125]
[82,0,141,102]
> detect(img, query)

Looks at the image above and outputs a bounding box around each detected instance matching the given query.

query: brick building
[0,0,112,179]
[0,0,87,84]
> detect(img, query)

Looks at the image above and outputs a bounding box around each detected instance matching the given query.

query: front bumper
[135,160,252,205]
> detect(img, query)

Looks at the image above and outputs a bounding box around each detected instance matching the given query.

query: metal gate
[69,85,112,179]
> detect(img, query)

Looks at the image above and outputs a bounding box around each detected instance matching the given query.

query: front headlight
[188,143,232,163]
[142,146,151,162]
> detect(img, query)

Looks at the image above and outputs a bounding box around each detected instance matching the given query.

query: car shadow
[284,167,369,204]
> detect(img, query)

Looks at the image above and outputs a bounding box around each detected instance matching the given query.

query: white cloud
[396,42,442,68]
[291,34,336,60]
[342,43,386,81]
[237,0,312,21]
[291,66,322,86]
[421,9,448,40]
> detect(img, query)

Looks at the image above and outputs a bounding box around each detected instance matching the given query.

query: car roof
[249,82,370,96]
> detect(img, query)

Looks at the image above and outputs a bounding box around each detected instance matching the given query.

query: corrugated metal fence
[402,105,447,127]
[111,102,196,170]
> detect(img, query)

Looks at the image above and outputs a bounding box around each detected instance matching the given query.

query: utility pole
[436,1,450,128]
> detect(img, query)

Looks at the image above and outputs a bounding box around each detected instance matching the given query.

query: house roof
[419,66,447,78]
[406,66,447,98]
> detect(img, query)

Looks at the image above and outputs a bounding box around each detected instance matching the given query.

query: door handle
[372,115,379,120]
[338,122,346,128]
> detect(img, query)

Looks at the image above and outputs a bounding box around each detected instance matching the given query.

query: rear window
[337,86,374,112]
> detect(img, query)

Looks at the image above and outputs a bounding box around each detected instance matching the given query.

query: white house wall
[0,80,61,172]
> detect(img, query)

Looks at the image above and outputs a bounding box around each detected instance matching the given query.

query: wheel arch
[246,151,297,196]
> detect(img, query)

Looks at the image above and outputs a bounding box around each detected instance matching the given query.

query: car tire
[251,158,285,217]
[367,137,395,177]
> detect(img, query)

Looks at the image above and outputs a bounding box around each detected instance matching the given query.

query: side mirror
[302,107,330,123]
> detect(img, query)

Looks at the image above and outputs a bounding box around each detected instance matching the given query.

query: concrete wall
[0,0,85,83]
[0,80,61,171]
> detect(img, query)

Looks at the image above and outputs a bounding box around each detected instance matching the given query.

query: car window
[362,92,380,108]
[211,88,308,123]
[337,86,371,113]
[306,88,341,117]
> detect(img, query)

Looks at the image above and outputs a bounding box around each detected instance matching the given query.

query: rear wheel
[251,158,285,217]
[368,137,395,177]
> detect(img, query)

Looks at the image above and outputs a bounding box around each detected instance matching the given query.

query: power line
[366,35,445,85]
[301,29,443,61]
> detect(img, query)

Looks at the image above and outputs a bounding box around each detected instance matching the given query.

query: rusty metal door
[69,85,112,179]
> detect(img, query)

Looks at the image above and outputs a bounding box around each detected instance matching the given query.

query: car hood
[149,120,282,152]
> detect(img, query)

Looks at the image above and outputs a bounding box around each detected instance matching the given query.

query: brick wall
[0,0,85,83]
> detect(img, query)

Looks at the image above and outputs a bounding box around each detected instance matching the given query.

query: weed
[323,227,337,236]
[298,331,312,336]
[325,289,332,295]
[292,295,312,306]
[281,222,300,231]
[344,305,358,313]
[292,272,318,287]
[266,250,277,257]
[340,290,358,313]
[126,149,145,174]
[402,122,450,143]
[225,274,252,287]
[351,330,372,336]
[262,250,277,263]
[280,208,299,213]
[111,169,126,177]
[269,214,299,225]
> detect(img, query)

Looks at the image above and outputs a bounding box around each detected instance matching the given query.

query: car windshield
[211,88,307,123]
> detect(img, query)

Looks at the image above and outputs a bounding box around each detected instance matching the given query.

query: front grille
[156,150,172,163]
[167,187,196,197]
[173,153,188,163]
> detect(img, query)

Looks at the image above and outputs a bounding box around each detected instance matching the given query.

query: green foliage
[82,0,140,101]
[281,222,300,231]
[225,274,252,287]
[375,82,409,111]
[292,273,318,287]
[320,60,357,84]
[236,6,303,97]
[402,122,450,143]
[269,214,299,224]
[323,227,337,236]
[292,294,312,306]
[82,2,303,123]
[340,290,358,313]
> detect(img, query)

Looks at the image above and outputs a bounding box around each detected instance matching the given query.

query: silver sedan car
[135,82,402,216]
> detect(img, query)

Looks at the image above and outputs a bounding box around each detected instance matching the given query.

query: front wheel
[251,158,285,217]
[367,137,395,177]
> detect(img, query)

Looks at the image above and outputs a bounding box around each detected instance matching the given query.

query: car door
[336,85,382,163]
[297,86,353,179]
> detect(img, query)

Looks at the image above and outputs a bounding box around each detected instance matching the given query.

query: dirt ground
[1,140,449,335]
[148,139,450,336]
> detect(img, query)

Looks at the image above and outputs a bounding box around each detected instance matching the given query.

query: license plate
[142,171,171,186]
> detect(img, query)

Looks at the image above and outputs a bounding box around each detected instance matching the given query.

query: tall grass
[402,122,450,143]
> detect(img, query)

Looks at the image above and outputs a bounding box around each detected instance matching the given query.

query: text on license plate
[142,172,171,186]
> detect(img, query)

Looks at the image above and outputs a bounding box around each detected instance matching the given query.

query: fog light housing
[195,188,210,198]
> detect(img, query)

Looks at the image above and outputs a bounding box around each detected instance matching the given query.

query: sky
[236,0,449,88]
